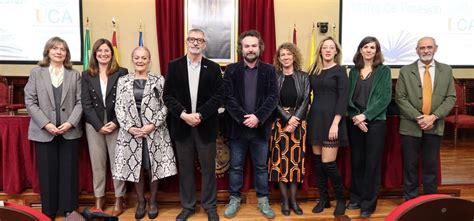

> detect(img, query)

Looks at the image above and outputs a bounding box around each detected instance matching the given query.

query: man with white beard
[396,36,456,201]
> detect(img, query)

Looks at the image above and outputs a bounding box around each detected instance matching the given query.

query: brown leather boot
[112,197,124,216]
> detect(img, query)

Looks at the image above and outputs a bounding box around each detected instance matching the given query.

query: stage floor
[2,134,474,221]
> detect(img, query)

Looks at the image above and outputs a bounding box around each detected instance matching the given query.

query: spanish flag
[112,30,120,65]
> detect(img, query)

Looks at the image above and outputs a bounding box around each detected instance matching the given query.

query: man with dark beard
[396,36,456,201]
[222,30,278,219]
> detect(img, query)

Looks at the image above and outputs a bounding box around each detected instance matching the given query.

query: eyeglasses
[187,37,206,44]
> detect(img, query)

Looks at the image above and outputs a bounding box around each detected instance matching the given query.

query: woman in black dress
[307,36,349,216]
[268,42,309,216]
[347,36,391,218]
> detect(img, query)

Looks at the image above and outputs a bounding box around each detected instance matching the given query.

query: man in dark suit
[163,28,223,221]
[223,30,278,219]
[396,36,456,200]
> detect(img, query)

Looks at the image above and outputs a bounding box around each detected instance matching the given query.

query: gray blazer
[24,66,83,142]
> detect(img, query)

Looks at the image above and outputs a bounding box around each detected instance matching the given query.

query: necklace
[360,71,372,80]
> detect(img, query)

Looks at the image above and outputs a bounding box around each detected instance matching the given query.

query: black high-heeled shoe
[148,200,159,219]
[290,202,303,215]
[135,200,146,219]
[312,198,331,213]
[281,202,290,216]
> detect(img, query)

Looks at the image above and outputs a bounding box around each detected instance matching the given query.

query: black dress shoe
[334,200,346,216]
[347,202,361,210]
[176,209,195,221]
[207,209,219,221]
[290,203,303,215]
[281,203,290,216]
[148,201,159,219]
[135,200,146,219]
[360,210,372,218]
[46,213,56,220]
[312,199,331,213]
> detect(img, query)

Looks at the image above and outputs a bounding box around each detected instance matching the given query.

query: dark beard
[244,54,258,63]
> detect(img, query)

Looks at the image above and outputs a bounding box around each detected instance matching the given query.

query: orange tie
[422,65,432,115]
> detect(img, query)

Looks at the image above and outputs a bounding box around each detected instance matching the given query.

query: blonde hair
[309,36,342,75]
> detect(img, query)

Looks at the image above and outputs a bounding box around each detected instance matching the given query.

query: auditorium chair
[445,82,474,148]
[0,76,25,114]
[386,194,474,221]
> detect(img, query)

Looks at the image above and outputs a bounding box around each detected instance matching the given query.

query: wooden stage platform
[2,135,474,220]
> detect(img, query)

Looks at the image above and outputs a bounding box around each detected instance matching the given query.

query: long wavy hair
[274,42,303,72]
[87,38,120,77]
[38,37,73,69]
[309,36,342,75]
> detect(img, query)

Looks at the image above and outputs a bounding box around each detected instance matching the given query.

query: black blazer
[223,61,279,139]
[163,56,224,143]
[81,67,128,131]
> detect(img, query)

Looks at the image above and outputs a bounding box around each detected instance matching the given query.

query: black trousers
[347,120,386,212]
[35,136,80,217]
[402,133,441,200]
[175,128,217,211]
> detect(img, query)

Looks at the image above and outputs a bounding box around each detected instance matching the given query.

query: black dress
[307,65,349,147]
[134,79,151,170]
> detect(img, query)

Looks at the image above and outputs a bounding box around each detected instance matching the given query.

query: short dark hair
[237,30,265,57]
[353,36,384,69]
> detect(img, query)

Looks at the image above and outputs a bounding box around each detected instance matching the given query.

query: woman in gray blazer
[24,37,82,219]
[81,39,127,216]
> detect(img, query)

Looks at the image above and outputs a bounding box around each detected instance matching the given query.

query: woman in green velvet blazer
[346,36,392,218]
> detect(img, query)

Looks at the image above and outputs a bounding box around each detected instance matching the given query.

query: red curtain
[155,0,185,76]
[238,0,276,64]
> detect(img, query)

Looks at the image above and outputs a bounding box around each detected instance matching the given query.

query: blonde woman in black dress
[268,42,309,216]
[307,36,349,216]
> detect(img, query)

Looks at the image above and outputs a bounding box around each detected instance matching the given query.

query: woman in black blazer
[81,39,127,216]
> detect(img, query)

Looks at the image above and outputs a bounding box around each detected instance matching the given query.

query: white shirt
[49,65,64,88]
[100,77,107,106]
[187,56,201,113]
[417,60,435,89]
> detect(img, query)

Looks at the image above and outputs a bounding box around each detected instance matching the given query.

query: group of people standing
[23,28,455,221]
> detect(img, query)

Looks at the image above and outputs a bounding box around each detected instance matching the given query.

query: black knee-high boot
[323,161,346,216]
[312,154,331,213]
